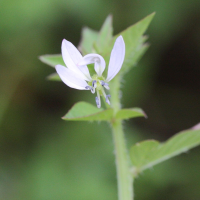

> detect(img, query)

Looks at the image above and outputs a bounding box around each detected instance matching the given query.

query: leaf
[130,127,200,173]
[63,102,147,121]
[122,36,149,74]
[116,108,147,120]
[107,12,155,74]
[39,54,64,67]
[78,27,99,55]
[47,73,61,81]
[62,102,114,121]
[95,15,113,54]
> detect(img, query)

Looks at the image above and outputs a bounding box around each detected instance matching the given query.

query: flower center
[85,75,111,108]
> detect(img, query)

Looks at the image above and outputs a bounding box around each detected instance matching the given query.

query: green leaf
[47,73,61,81]
[130,126,200,173]
[112,12,155,74]
[39,54,64,67]
[95,15,113,54]
[78,15,113,56]
[116,108,147,120]
[63,103,147,121]
[122,36,149,74]
[78,27,99,55]
[62,102,114,121]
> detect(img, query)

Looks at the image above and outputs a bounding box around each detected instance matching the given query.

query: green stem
[110,75,134,200]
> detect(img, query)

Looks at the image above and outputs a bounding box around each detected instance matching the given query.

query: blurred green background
[1,0,200,199]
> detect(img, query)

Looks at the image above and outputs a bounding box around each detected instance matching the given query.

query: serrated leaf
[78,27,99,55]
[103,12,155,75]
[122,37,149,74]
[130,127,200,173]
[39,54,64,67]
[116,108,147,120]
[95,15,113,54]
[62,102,114,121]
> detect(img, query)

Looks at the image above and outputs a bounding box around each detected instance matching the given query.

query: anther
[95,97,100,108]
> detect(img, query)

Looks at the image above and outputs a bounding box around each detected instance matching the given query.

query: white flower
[55,35,125,108]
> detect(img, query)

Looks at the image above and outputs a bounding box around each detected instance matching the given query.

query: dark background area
[0,0,200,199]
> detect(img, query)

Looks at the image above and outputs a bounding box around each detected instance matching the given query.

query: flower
[55,35,125,108]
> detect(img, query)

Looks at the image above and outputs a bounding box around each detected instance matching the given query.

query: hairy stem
[110,75,134,200]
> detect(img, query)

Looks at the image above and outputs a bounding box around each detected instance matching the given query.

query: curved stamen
[85,86,93,90]
[85,85,95,94]
[100,80,110,90]
[92,80,97,88]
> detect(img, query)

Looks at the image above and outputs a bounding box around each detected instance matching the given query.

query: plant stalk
[110,75,134,200]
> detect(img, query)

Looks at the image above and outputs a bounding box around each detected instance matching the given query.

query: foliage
[131,127,200,174]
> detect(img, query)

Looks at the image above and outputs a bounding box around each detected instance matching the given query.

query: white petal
[61,40,82,75]
[61,39,92,81]
[78,54,106,76]
[106,36,125,82]
[55,65,89,90]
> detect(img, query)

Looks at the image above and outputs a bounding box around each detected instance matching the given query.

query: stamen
[92,80,97,88]
[91,87,95,94]
[102,88,107,98]
[95,97,100,108]
[85,85,95,94]
[106,94,111,105]
[85,86,92,90]
[100,81,110,90]
[101,88,111,105]
[95,91,101,108]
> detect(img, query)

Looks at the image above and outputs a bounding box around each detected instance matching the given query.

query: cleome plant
[40,13,200,200]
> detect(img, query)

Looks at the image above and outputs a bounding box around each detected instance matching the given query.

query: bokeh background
[1,0,200,199]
